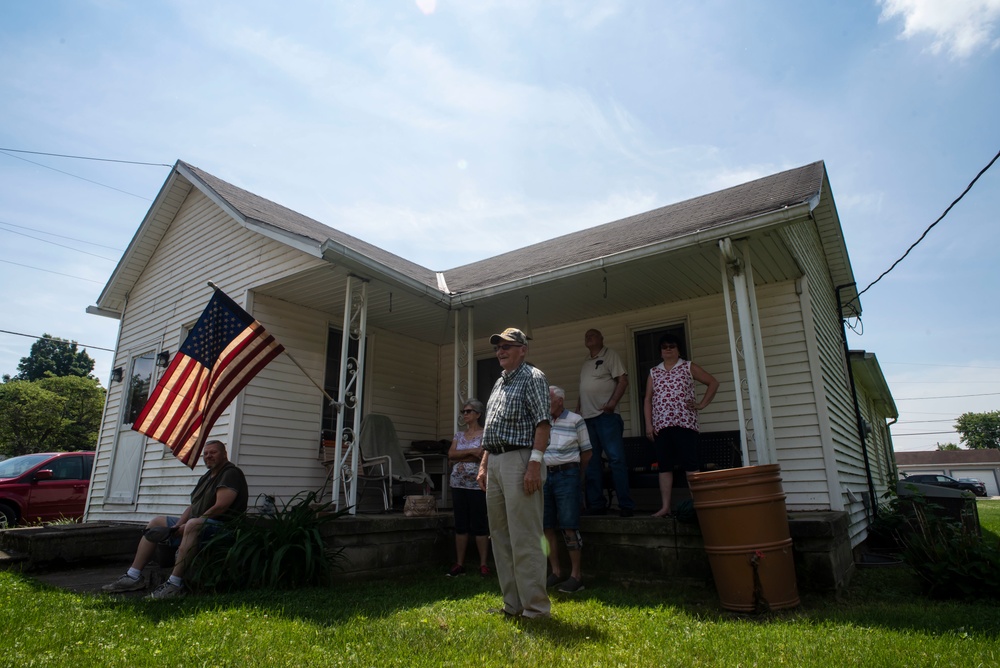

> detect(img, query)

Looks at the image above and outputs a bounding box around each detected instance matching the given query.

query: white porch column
[719,238,777,466]
[333,275,369,514]
[453,307,475,421]
[719,251,751,466]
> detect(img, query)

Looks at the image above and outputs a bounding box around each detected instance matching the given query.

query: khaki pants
[486,448,550,618]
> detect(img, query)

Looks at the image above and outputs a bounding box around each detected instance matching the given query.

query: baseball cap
[489,327,528,346]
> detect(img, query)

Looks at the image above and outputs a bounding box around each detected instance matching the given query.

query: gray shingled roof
[181,159,825,296]
[180,161,440,290]
[442,161,826,292]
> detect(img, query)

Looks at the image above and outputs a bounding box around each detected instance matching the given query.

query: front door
[105,350,155,505]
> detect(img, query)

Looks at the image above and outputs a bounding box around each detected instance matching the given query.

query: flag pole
[206,280,342,411]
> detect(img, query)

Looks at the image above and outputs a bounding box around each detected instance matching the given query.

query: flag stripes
[132,290,285,468]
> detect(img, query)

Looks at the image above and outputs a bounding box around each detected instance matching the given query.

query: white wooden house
[84,159,898,553]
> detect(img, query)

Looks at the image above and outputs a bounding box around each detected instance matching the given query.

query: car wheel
[0,503,17,529]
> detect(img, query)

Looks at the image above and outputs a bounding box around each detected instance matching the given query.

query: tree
[935,442,961,451]
[0,381,68,457]
[9,334,96,381]
[954,410,1000,450]
[37,375,106,451]
[0,376,105,457]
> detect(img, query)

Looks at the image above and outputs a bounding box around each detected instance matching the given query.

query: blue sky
[1,0,998,451]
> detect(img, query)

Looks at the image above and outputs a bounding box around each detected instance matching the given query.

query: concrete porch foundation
[2,511,854,593]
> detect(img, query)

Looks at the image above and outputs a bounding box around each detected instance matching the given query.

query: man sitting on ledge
[103,440,248,599]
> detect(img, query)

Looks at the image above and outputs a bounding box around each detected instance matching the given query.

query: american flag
[132,289,284,468]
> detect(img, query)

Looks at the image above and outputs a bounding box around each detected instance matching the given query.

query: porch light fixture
[156,351,171,368]
[111,367,124,383]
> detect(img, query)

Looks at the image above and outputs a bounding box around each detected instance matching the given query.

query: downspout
[836,284,878,520]
[886,417,899,480]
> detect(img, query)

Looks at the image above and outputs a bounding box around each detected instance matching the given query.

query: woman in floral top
[446,399,490,577]
[643,333,719,518]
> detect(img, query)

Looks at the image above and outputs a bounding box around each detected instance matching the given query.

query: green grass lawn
[2,500,998,668]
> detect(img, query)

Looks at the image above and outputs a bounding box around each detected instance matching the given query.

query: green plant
[895,493,1000,599]
[190,490,347,591]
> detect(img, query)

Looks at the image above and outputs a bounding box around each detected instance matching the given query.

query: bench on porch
[603,430,743,507]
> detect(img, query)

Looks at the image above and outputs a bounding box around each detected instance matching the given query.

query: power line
[855,147,1000,300]
[0,220,124,252]
[881,361,1000,370]
[0,147,170,167]
[894,392,1000,400]
[0,149,154,201]
[0,258,105,284]
[0,225,117,262]
[0,328,114,352]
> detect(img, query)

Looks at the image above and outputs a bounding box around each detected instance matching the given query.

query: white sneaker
[148,581,185,599]
[102,573,145,593]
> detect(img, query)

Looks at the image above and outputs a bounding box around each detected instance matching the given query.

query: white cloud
[879,0,1000,58]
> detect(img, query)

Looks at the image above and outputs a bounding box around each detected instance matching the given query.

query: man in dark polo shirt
[103,440,248,599]
[476,328,551,619]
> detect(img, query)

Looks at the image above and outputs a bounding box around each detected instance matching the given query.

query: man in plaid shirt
[477,327,552,619]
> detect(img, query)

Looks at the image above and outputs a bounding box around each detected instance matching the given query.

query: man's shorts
[543,466,582,530]
[164,515,226,547]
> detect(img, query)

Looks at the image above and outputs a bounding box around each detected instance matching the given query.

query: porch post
[333,275,369,514]
[719,251,751,466]
[466,307,474,408]
[741,239,777,464]
[453,307,475,420]
[719,238,776,465]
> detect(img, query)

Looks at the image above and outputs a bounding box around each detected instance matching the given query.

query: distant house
[84,159,897,558]
[896,449,1000,497]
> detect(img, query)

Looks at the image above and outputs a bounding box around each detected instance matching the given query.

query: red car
[0,451,95,527]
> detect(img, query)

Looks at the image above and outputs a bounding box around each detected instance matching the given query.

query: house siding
[780,220,870,543]
[88,188,327,521]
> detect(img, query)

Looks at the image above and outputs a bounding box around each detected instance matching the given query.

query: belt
[547,463,579,473]
[485,444,530,455]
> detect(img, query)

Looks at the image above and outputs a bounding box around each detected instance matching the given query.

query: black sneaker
[546,573,563,588]
[446,563,466,577]
[558,576,584,593]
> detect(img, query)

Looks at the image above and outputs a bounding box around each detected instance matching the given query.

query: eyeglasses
[461,409,477,414]
[660,344,678,350]
[494,343,524,352]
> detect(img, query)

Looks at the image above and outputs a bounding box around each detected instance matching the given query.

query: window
[122,352,155,426]
[46,456,83,480]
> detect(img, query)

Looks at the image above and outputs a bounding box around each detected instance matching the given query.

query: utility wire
[0,147,171,167]
[894,391,1000,400]
[0,328,114,352]
[0,225,117,261]
[0,258,104,284]
[856,147,1000,299]
[0,220,124,252]
[0,149,154,201]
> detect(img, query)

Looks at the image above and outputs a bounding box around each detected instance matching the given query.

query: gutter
[320,238,451,308]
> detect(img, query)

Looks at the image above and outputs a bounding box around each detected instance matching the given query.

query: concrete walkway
[29,561,143,596]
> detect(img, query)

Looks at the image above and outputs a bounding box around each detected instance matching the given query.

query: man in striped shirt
[477,327,552,619]
[543,385,592,594]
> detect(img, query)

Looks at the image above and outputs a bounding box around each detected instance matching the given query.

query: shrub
[190,490,347,591]
[889,492,1000,600]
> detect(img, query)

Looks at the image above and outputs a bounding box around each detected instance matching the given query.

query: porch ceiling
[255,228,802,347]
